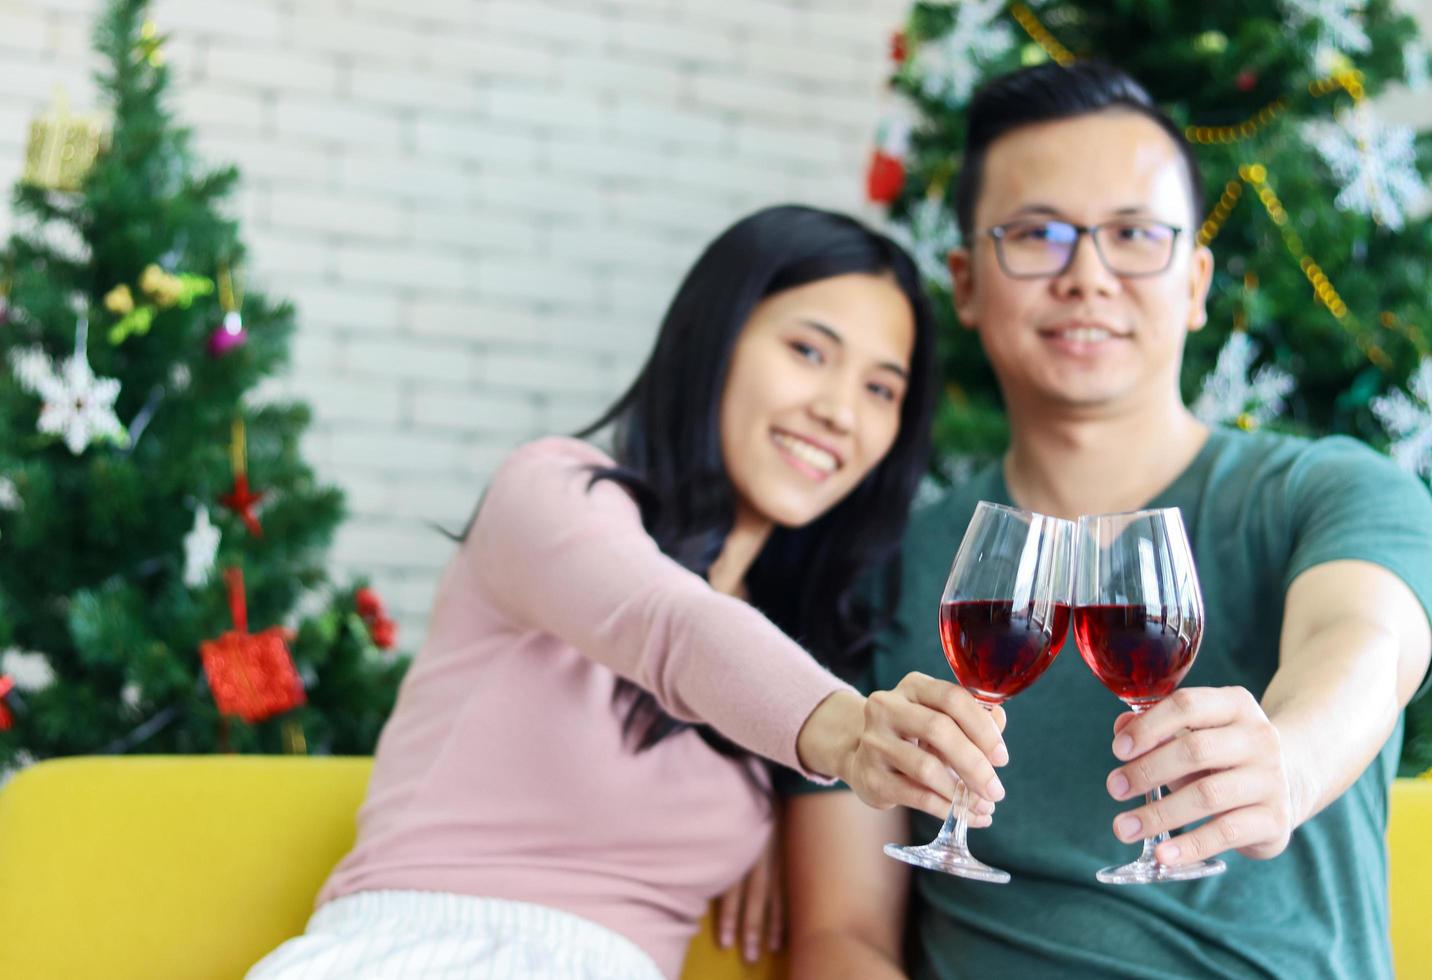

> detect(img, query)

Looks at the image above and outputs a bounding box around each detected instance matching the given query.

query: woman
[248,205,1008,979]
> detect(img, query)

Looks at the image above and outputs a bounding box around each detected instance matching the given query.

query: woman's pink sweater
[317,438,852,977]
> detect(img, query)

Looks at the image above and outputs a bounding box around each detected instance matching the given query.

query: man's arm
[1106,559,1431,864]
[1265,559,1431,819]
[785,791,911,979]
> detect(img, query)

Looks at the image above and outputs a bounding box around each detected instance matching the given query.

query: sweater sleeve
[467,437,854,775]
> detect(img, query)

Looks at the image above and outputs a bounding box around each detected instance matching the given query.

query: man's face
[949,111,1213,414]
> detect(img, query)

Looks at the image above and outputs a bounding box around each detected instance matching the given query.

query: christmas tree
[0,0,407,776]
[871,1,1432,773]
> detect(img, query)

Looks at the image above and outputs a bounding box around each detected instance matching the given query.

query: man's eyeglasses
[986,218,1184,279]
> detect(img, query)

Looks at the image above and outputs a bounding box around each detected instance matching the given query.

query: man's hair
[954,61,1204,242]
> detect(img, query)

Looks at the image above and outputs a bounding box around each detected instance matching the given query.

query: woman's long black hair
[577,204,940,759]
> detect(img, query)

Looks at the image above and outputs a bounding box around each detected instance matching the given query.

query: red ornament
[369,617,397,650]
[0,675,14,731]
[866,149,906,204]
[220,473,266,537]
[355,587,383,620]
[201,568,305,724]
[1236,69,1258,92]
[890,30,907,65]
[355,586,397,650]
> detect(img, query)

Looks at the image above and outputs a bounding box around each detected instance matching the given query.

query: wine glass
[1072,507,1226,884]
[884,501,1073,883]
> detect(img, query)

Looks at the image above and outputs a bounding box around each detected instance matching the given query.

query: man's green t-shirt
[806,428,1432,979]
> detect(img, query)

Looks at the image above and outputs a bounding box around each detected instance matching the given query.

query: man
[783,62,1432,979]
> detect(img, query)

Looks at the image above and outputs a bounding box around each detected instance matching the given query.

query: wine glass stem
[1128,704,1171,865]
[930,779,975,852]
[931,701,994,853]
[1137,784,1171,864]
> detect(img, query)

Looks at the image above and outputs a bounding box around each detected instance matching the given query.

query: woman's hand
[796,673,1008,820]
[716,827,783,964]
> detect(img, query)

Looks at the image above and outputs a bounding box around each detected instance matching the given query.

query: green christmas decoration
[0,0,408,777]
[876,1,1431,773]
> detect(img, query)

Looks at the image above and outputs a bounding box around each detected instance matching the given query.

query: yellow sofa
[0,756,1426,979]
[0,756,780,980]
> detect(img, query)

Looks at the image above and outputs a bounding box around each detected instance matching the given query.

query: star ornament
[220,474,266,537]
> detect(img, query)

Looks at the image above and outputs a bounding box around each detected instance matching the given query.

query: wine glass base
[1096,856,1226,885]
[883,842,1012,883]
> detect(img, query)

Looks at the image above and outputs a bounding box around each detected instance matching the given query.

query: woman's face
[719,272,916,531]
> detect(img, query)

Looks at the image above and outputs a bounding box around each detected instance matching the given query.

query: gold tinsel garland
[1010,4,1075,66]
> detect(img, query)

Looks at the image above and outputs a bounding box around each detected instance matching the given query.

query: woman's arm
[471,440,1010,814]
[470,439,851,774]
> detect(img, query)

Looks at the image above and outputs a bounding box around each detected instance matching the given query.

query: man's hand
[1105,686,1298,864]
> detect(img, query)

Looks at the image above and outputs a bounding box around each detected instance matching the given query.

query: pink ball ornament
[207,310,247,357]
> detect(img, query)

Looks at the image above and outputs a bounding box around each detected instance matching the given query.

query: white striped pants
[245,890,667,980]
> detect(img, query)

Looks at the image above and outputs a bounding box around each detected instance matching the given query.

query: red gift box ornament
[0,674,15,731]
[201,567,305,723]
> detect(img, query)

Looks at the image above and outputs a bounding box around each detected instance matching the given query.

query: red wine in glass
[1072,604,1201,708]
[884,502,1074,884]
[1073,508,1225,885]
[940,599,1071,702]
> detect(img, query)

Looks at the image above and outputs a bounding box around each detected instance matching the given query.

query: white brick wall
[0,0,910,645]
[2,1,1429,646]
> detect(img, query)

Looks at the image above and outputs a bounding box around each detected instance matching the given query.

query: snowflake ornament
[1304,105,1428,231]
[0,649,56,692]
[1283,0,1371,57]
[183,505,221,588]
[913,0,1014,105]
[9,347,51,391]
[891,196,963,289]
[10,345,128,454]
[1192,332,1295,429]
[1370,358,1432,480]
